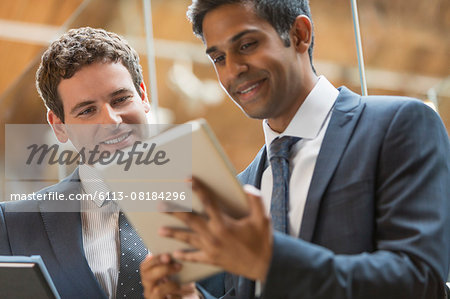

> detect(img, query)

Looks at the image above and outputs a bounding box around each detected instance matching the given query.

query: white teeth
[103,132,130,145]
[240,83,258,94]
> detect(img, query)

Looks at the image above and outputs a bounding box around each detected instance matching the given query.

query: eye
[113,96,132,106]
[213,55,225,64]
[240,41,257,51]
[77,107,96,117]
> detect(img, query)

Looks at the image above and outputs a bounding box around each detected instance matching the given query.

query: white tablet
[96,119,248,283]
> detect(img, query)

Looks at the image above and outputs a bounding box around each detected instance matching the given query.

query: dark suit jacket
[0,170,110,298]
[0,170,227,299]
[201,87,450,299]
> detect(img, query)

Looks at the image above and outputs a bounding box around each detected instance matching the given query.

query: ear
[47,110,69,143]
[291,15,312,54]
[139,82,151,113]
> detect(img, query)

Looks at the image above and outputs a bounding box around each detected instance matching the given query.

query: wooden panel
[0,42,43,95]
[0,0,84,95]
[0,0,448,180]
[0,0,83,25]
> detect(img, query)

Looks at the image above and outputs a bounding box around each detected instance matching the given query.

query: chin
[241,106,271,120]
[236,96,273,120]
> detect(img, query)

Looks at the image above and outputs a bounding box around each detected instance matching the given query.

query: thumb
[243,184,266,217]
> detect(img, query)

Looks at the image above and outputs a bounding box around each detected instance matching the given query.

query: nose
[101,104,122,125]
[226,54,248,79]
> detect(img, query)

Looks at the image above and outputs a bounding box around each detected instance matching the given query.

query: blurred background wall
[0,0,449,194]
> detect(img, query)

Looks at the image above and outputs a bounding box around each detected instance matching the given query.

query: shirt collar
[263,75,338,147]
[79,164,110,208]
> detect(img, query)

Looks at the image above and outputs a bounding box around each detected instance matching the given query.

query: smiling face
[203,3,316,132]
[47,61,150,157]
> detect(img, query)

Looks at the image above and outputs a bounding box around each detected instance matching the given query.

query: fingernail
[158,227,169,236]
[173,251,182,259]
[161,254,171,263]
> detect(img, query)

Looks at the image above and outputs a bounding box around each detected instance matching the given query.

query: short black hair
[187,0,315,70]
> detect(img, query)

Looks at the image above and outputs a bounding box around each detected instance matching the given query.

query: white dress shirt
[261,76,338,237]
[79,165,120,299]
[255,76,338,297]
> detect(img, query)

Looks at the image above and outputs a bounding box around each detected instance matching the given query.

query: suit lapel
[237,276,256,299]
[238,146,267,188]
[299,87,365,242]
[235,148,267,299]
[235,89,364,298]
[39,169,107,298]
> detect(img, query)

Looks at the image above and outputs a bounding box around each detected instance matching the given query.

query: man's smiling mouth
[102,131,132,145]
[239,83,259,94]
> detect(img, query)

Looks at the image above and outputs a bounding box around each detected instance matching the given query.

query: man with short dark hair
[140,1,450,298]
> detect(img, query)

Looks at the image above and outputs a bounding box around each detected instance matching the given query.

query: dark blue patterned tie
[116,212,148,298]
[269,136,301,234]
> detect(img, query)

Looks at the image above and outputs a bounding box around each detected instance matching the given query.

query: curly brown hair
[36,27,143,123]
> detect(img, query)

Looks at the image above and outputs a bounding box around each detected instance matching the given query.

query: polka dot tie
[269,136,301,234]
[116,212,148,298]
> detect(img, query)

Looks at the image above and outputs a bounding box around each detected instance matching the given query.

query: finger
[157,280,183,297]
[140,253,171,272]
[161,212,209,235]
[141,263,181,289]
[172,249,212,265]
[158,227,202,249]
[243,184,266,218]
[179,282,196,295]
[159,281,194,298]
[140,260,182,289]
[144,279,182,299]
[192,177,222,223]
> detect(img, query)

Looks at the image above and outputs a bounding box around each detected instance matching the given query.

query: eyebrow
[109,87,133,97]
[69,88,134,115]
[206,29,259,55]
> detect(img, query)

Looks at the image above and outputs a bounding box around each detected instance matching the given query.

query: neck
[267,73,319,133]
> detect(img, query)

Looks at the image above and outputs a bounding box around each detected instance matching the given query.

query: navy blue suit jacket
[0,170,110,299]
[0,171,228,299]
[201,87,450,299]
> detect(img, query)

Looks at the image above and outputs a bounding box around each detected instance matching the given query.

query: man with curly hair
[0,27,156,299]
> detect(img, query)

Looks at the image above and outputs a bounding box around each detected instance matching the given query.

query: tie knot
[269,136,301,160]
